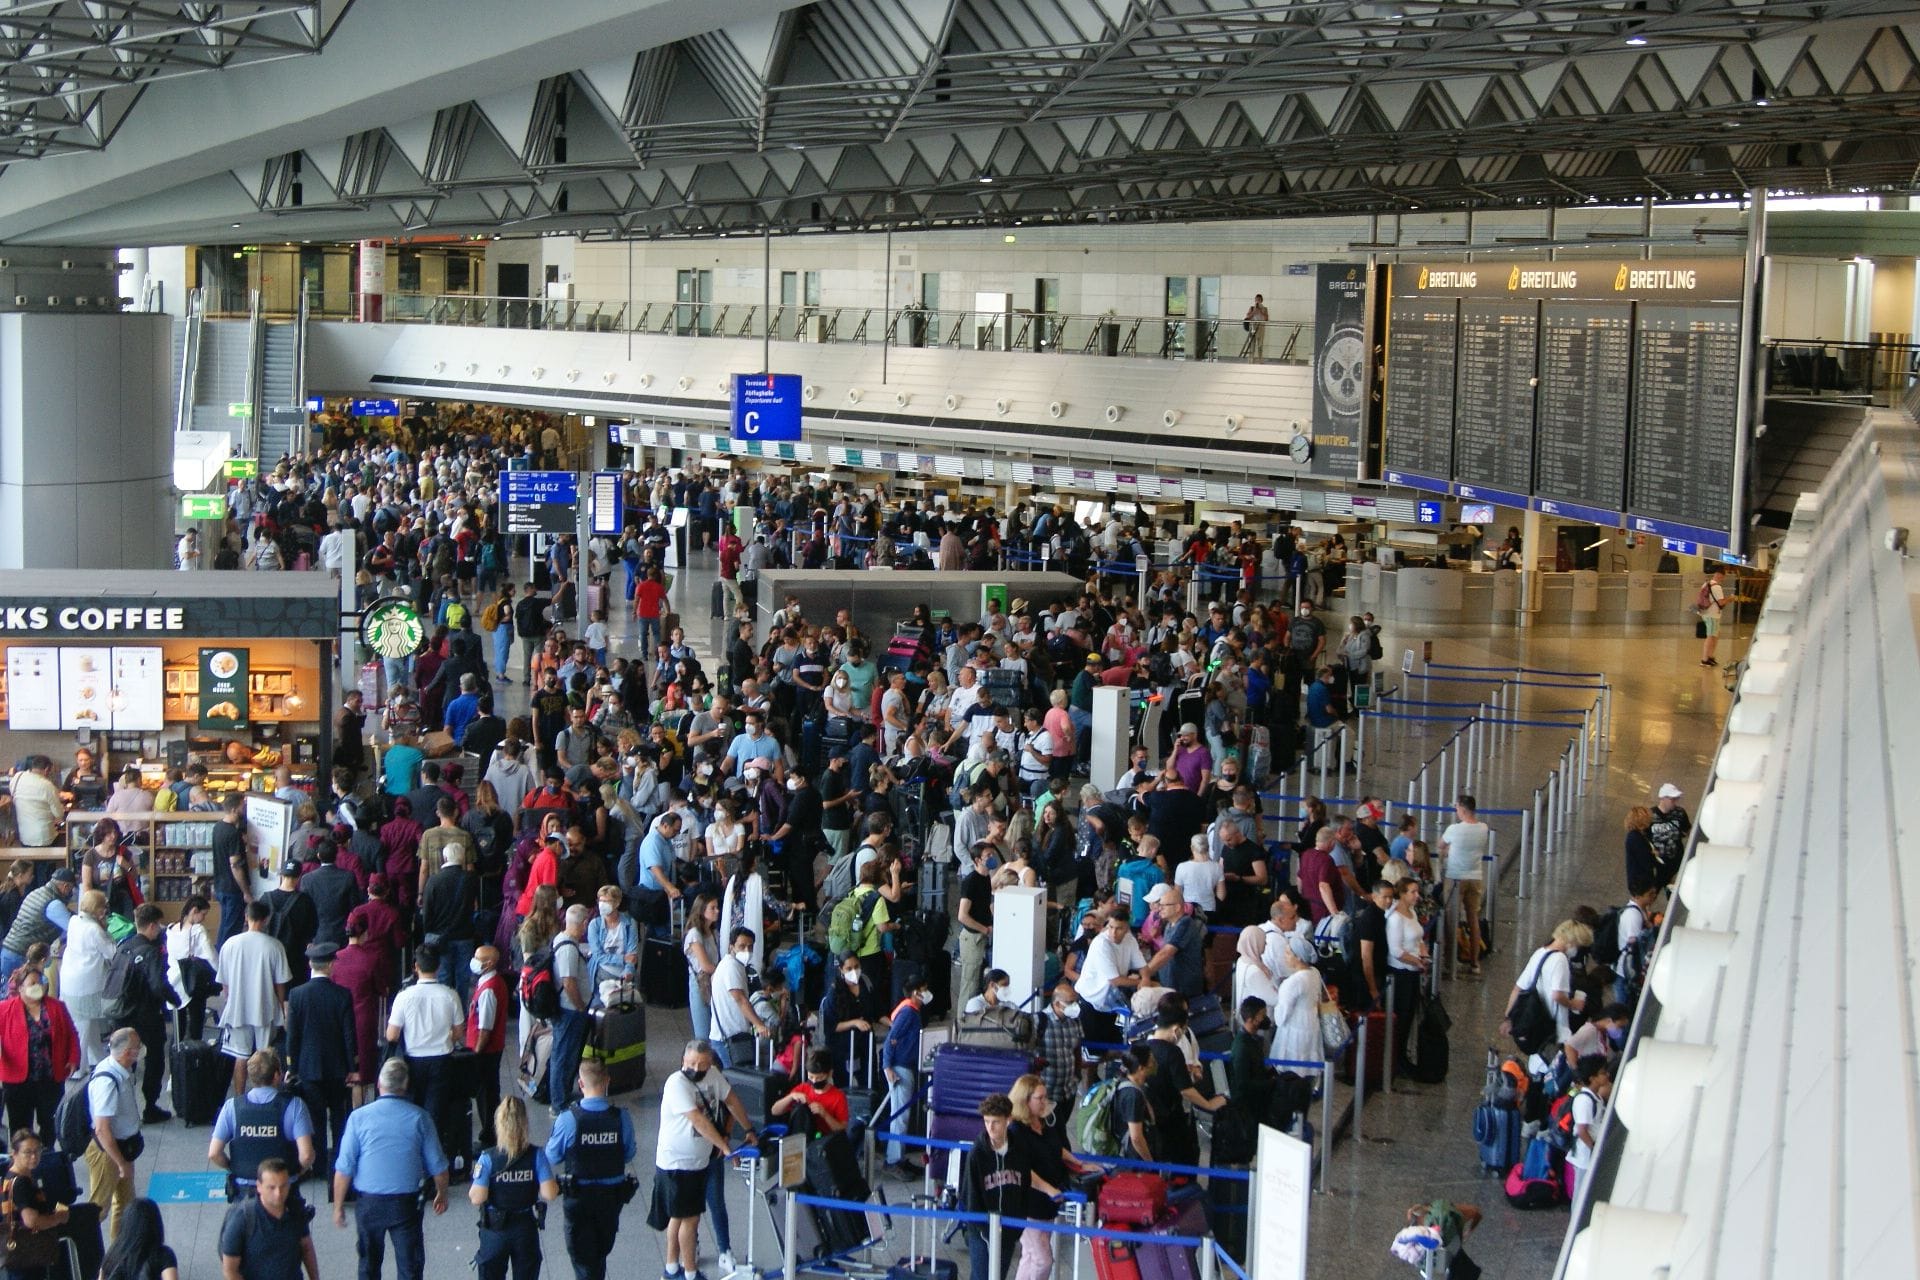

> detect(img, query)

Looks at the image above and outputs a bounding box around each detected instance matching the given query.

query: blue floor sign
[147,1171,227,1203]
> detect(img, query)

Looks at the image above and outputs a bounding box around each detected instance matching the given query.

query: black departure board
[1627,304,1741,534]
[1452,301,1537,496]
[1536,303,1632,511]
[1382,296,1459,481]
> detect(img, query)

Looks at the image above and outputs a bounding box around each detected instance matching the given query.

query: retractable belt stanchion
[1483,834,1498,951]
[1516,807,1532,900]
[1383,972,1397,1094]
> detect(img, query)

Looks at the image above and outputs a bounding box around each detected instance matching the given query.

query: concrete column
[0,311,173,569]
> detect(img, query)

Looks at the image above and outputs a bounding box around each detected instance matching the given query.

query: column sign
[589,471,625,537]
[499,471,580,536]
[199,646,249,730]
[1310,264,1369,479]
[731,373,802,442]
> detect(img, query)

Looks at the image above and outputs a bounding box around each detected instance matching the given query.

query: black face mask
[683,1067,708,1084]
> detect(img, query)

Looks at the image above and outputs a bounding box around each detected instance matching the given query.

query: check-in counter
[1355,566,1707,628]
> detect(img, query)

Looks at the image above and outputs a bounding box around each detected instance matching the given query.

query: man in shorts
[216,900,292,1098]
[649,1041,758,1280]
[1439,794,1492,975]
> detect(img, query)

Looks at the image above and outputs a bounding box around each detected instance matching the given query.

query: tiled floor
[134,550,1734,1280]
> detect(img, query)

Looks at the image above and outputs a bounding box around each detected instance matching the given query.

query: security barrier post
[1383,972,1396,1094]
[989,1212,1003,1280]
[1319,1060,1333,1191]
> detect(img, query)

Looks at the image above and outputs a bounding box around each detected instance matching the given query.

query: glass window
[803,271,821,307]
[1164,277,1188,317]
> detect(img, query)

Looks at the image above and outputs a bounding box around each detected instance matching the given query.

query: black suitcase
[588,993,648,1094]
[170,1038,225,1125]
[804,1135,874,1252]
[641,932,689,1008]
[723,1062,787,1133]
[711,580,727,619]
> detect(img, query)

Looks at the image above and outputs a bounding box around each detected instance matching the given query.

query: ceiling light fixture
[978,173,994,184]
[1625,34,1646,45]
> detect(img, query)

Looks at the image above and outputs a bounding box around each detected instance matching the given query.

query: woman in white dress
[719,844,769,973]
[1269,944,1329,1077]
[60,890,117,1066]
[704,799,748,886]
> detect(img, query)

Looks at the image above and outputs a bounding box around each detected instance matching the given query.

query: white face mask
[736,948,753,963]
[20,984,45,1002]
[843,969,860,985]
[597,901,615,918]
[468,958,486,976]
[1058,1001,1081,1019]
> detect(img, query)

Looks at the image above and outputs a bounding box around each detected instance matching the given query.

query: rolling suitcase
[723,1036,788,1132]
[1095,1237,1146,1280]
[928,1043,1032,1118]
[1137,1196,1207,1280]
[641,930,689,1008]
[170,1010,225,1126]
[54,1201,101,1280]
[1336,1010,1387,1091]
[586,987,647,1094]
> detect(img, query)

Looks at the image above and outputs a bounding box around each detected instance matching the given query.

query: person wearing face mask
[768,770,822,915]
[1035,983,1085,1124]
[385,945,467,1172]
[771,1048,849,1138]
[708,928,770,1069]
[646,1042,754,1280]
[584,886,638,1005]
[0,963,79,1141]
[818,953,883,1087]
[464,947,509,1151]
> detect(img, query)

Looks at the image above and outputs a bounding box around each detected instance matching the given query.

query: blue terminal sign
[500,470,580,536]
[348,398,400,416]
[731,373,803,442]
[1415,501,1443,526]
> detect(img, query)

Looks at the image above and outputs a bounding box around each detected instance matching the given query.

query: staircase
[258,322,301,460]
[169,288,307,458]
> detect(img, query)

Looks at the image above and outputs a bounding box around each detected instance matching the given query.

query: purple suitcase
[926,1111,978,1181]
[1135,1197,1207,1280]
[928,1043,1032,1117]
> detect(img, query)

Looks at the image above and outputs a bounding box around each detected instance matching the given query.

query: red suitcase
[1094,1238,1145,1280]
[1336,1010,1388,1091]
[1098,1172,1169,1228]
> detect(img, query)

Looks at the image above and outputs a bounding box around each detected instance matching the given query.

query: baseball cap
[1658,783,1683,799]
[1144,883,1172,905]
[1179,722,1199,736]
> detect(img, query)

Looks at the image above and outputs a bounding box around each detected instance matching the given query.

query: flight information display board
[1381,294,1458,484]
[1451,301,1537,498]
[1536,303,1632,512]
[1627,304,1742,535]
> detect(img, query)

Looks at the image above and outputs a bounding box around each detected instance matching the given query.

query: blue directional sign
[500,470,579,536]
[1415,501,1443,525]
[732,373,803,442]
[348,398,400,416]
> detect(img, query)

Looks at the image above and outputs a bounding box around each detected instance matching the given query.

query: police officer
[208,1049,316,1204]
[469,1096,559,1280]
[285,941,356,1177]
[541,1058,636,1280]
[332,1058,450,1280]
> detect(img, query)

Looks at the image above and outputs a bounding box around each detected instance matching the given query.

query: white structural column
[0,312,172,569]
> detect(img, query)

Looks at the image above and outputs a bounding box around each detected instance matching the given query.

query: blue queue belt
[1422,662,1607,679]
[790,1193,1213,1249]
[864,1127,1255,1180]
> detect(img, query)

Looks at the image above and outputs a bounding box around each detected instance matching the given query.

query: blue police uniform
[336,1093,448,1280]
[213,1086,313,1202]
[542,1099,635,1280]
[474,1145,553,1280]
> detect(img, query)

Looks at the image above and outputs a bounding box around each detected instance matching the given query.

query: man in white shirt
[386,946,466,1158]
[217,901,292,1098]
[709,927,769,1067]
[318,524,352,573]
[653,1041,757,1280]
[1439,794,1492,974]
[1073,914,1148,1045]
[9,757,64,848]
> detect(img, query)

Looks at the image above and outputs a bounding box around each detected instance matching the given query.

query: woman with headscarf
[1269,944,1329,1078]
[1232,923,1278,1017]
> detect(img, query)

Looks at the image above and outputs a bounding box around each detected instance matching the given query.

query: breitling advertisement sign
[1310,263,1369,479]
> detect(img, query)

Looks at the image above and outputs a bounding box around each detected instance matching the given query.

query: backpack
[1504,1135,1567,1209]
[1589,907,1627,967]
[1509,951,1560,1055]
[100,937,147,1022]
[1288,614,1318,653]
[827,886,880,957]
[1546,1087,1589,1152]
[446,602,469,629]
[1694,580,1716,612]
[1073,1077,1134,1158]
[481,600,505,631]
[55,1065,113,1155]
[1366,625,1383,662]
[518,938,578,1021]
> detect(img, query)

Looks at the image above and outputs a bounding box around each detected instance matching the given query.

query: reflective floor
[138,549,1734,1280]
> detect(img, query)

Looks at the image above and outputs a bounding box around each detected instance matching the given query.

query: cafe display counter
[65,812,225,918]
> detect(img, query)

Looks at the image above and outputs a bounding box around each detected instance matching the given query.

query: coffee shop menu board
[4,645,163,732]
[198,647,250,730]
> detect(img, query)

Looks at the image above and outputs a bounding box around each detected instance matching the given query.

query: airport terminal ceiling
[0,0,1916,245]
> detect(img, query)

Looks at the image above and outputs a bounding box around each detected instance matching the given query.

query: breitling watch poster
[1311,264,1369,478]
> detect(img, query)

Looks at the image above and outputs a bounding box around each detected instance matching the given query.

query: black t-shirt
[108,1244,178,1280]
[1143,1039,1189,1122]
[784,788,822,841]
[1012,1122,1070,1220]
[1351,903,1389,998]
[1110,1080,1154,1156]
[1220,841,1265,926]
[211,821,247,897]
[961,870,993,934]
[818,767,853,832]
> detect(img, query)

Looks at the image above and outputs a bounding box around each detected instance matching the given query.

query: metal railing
[174,287,205,435]
[1764,337,1919,407]
[327,291,1310,364]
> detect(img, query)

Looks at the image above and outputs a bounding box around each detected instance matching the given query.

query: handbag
[1318,1000,1352,1058]
[1,1178,58,1270]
